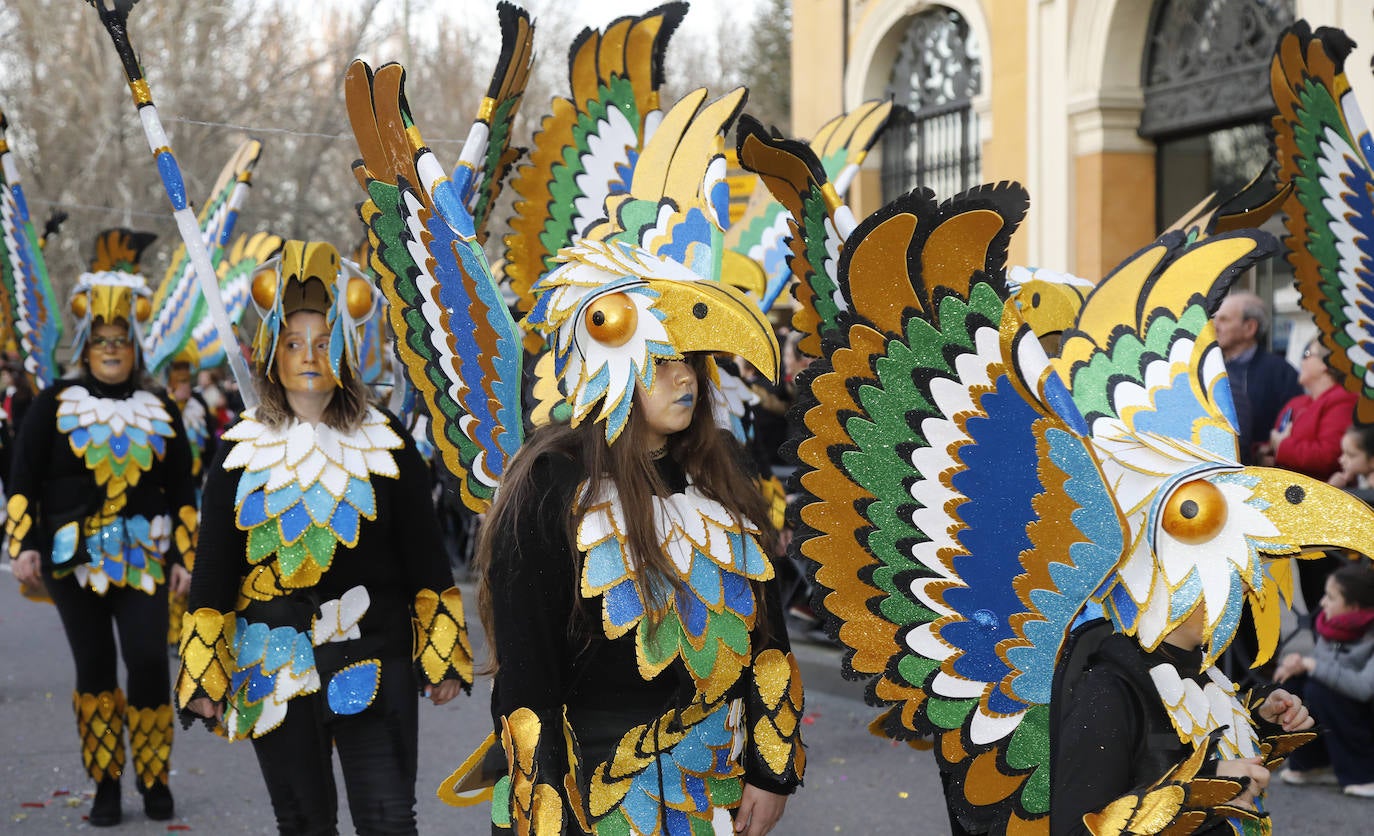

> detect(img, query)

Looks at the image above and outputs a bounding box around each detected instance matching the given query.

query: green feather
[538,77,641,272]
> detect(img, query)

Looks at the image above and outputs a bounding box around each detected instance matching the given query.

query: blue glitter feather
[279,502,311,544]
[942,374,1040,685]
[303,483,337,525]
[326,660,380,715]
[237,490,269,528]
[721,572,753,616]
[329,501,360,545]
[263,626,298,674]
[604,578,645,629]
[265,483,304,516]
[676,585,709,638]
[51,523,78,565]
[345,476,376,517]
[688,554,723,607]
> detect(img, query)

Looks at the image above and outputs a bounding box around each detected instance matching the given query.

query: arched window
[1142,0,1294,347]
[881,7,982,201]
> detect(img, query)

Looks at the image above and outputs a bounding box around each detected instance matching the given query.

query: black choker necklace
[649,445,667,460]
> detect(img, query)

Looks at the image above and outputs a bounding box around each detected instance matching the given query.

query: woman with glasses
[1259,337,1359,618]
[6,229,198,826]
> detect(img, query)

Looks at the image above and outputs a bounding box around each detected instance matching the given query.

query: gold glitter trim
[174,505,198,570]
[175,608,235,706]
[6,493,32,558]
[500,708,564,834]
[1082,736,1260,835]
[750,649,806,781]
[127,704,173,788]
[74,689,126,782]
[413,586,474,688]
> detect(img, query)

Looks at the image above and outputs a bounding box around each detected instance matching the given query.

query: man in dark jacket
[1214,290,1302,464]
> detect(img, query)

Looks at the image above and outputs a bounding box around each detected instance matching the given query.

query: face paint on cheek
[305,324,316,390]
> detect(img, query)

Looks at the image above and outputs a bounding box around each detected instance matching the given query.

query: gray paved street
[2,571,1369,834]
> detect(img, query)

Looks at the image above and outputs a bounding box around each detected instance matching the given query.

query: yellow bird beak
[1240,467,1374,664]
[648,277,780,383]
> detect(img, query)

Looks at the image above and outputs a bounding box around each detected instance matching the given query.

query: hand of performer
[1257,688,1313,731]
[425,679,463,706]
[1216,757,1269,809]
[733,784,787,835]
[186,696,223,722]
[169,564,192,598]
[11,549,42,589]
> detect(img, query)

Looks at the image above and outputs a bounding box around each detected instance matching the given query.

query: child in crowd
[1329,424,1374,490]
[1275,561,1374,796]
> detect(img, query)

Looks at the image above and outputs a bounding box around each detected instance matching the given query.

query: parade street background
[1,575,1367,834]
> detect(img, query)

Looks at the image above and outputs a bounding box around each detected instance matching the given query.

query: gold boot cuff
[74,689,126,782]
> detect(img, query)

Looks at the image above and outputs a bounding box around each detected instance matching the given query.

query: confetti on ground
[802,715,816,725]
[51,789,70,797]
[898,791,909,799]
[167,825,192,831]
[20,801,45,808]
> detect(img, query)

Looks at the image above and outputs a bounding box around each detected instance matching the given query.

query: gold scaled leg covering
[127,704,174,788]
[74,689,126,782]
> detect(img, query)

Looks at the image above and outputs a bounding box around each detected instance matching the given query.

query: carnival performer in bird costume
[6,229,198,827]
[175,239,473,834]
[734,77,1374,829]
[344,4,805,833]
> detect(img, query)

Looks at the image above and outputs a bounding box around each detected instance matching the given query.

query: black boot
[140,779,174,821]
[89,778,122,827]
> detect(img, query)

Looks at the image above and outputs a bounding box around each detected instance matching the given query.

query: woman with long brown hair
[176,241,473,834]
[469,241,805,835]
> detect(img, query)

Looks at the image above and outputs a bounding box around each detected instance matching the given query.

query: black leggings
[44,571,171,709]
[249,655,420,836]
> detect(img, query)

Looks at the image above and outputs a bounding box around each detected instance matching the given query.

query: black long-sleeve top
[487,447,804,823]
[6,376,195,571]
[1051,626,1283,836]
[187,408,457,664]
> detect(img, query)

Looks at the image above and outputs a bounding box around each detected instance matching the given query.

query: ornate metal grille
[881,7,982,201]
[1140,0,1293,139]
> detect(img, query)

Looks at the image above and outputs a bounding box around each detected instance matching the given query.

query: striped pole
[86,0,258,408]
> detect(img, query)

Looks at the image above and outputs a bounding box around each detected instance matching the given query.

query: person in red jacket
[1258,338,1357,612]
[1259,339,1357,479]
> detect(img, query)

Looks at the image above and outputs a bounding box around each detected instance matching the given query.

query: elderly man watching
[1214,290,1302,464]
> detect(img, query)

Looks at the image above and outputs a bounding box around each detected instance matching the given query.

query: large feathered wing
[727,101,892,316]
[346,60,521,513]
[790,184,1128,833]
[189,231,283,370]
[449,1,534,243]
[1270,22,1374,424]
[503,2,686,327]
[144,138,263,373]
[0,107,62,388]
[735,116,857,357]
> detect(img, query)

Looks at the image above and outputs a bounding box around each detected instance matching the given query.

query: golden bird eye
[134,297,152,323]
[1161,479,1228,544]
[251,269,277,311]
[71,292,89,319]
[585,293,637,347]
[345,277,373,319]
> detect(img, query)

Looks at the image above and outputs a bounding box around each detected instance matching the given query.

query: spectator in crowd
[1276,561,1374,797]
[1260,338,1358,614]
[1330,423,1374,491]
[1214,291,1301,464]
